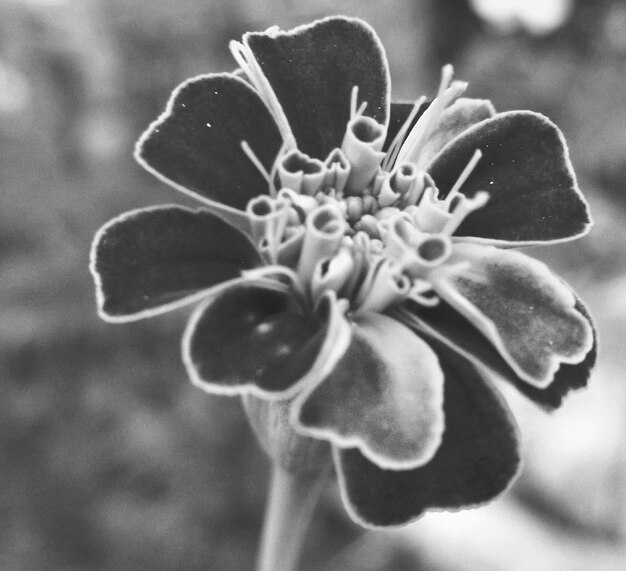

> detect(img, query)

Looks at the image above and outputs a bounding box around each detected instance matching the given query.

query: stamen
[417,235,452,265]
[442,191,489,235]
[391,163,418,196]
[278,150,326,195]
[443,149,483,207]
[277,188,318,217]
[230,39,296,149]
[324,148,351,195]
[395,65,468,166]
[407,281,440,307]
[246,196,291,263]
[377,178,400,208]
[354,259,411,314]
[350,85,368,119]
[274,225,305,269]
[310,248,355,302]
[382,95,427,172]
[341,115,386,194]
[241,140,273,188]
[385,217,452,277]
[410,186,449,233]
[297,205,347,288]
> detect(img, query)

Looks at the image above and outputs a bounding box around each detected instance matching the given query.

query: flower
[90,16,596,528]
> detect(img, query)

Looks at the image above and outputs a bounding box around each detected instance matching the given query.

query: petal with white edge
[429,244,594,388]
[399,295,596,410]
[136,73,282,213]
[293,313,444,470]
[183,285,351,399]
[243,16,390,159]
[90,205,262,322]
[335,346,520,528]
[427,111,591,245]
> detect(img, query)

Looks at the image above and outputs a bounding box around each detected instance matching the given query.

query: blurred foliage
[0,0,625,569]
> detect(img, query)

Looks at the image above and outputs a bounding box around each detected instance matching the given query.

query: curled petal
[244,16,390,159]
[90,206,262,321]
[136,73,282,211]
[335,347,521,528]
[429,244,594,388]
[293,313,444,470]
[183,285,351,399]
[427,111,591,245]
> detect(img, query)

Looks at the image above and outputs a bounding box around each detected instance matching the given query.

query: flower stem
[256,463,328,571]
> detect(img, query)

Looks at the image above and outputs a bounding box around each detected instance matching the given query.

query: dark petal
[90,206,262,321]
[383,101,429,151]
[136,73,282,210]
[246,16,390,159]
[183,285,350,398]
[402,296,596,410]
[427,111,591,244]
[429,244,593,388]
[294,313,444,470]
[335,346,521,528]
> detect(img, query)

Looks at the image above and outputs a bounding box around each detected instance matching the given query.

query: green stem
[256,464,328,571]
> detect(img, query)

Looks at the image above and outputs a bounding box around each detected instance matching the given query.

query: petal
[90,205,262,321]
[183,285,351,399]
[427,111,591,245]
[507,297,597,409]
[245,16,390,159]
[400,296,596,410]
[414,98,495,171]
[429,244,594,388]
[293,313,444,470]
[136,73,282,211]
[335,346,521,528]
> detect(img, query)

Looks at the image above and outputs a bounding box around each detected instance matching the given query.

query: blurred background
[1,0,625,569]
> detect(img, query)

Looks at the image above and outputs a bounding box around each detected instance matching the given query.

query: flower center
[237,67,487,315]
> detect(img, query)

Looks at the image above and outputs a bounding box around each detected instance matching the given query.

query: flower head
[90,16,596,528]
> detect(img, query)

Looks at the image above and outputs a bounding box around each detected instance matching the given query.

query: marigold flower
[90,16,596,528]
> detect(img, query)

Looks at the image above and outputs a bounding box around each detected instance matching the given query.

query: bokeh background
[1,0,625,569]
